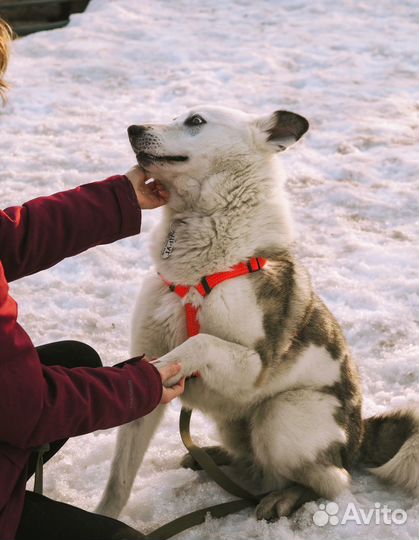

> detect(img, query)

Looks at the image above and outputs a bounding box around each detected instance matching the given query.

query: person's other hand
[157,362,185,404]
[125,165,170,209]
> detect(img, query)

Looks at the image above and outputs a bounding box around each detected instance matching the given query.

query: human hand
[156,362,185,404]
[125,165,170,209]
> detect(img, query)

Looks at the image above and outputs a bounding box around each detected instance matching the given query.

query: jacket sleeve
[0,175,141,282]
[0,264,163,449]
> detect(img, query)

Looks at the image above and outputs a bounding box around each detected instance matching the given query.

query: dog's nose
[127,125,147,140]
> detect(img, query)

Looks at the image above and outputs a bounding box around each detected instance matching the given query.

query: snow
[1,0,418,538]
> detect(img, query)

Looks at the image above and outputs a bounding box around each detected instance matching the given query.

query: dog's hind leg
[256,483,317,520]
[96,405,166,518]
[252,388,351,520]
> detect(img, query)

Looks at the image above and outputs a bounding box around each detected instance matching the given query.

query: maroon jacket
[0,175,163,539]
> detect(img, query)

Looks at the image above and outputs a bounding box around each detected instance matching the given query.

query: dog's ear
[258,110,309,152]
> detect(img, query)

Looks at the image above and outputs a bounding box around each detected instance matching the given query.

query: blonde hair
[0,18,13,104]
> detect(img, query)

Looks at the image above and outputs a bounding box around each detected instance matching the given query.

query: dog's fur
[97,106,418,520]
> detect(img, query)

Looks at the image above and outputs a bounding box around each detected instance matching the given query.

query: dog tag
[161,226,176,259]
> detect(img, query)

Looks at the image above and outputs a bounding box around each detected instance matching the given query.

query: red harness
[159,257,267,338]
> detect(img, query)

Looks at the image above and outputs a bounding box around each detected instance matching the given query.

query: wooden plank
[0,0,89,38]
[12,19,68,35]
[0,0,71,9]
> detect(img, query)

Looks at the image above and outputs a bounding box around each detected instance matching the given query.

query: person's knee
[63,341,102,368]
[36,340,102,369]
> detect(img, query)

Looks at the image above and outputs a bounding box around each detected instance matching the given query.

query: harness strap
[160,257,267,338]
[185,303,200,338]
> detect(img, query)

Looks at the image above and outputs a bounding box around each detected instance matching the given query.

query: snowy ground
[1,0,418,538]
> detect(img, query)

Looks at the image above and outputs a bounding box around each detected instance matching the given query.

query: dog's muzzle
[127,125,189,165]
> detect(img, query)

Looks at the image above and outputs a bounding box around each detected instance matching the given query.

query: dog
[97,105,418,521]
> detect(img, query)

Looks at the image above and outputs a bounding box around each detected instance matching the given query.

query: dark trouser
[15,341,144,540]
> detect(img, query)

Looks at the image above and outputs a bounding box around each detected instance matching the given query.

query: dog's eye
[184,114,206,127]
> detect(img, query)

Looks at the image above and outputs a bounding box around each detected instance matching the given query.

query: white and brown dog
[97,106,418,520]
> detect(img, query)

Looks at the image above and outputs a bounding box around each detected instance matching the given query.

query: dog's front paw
[151,355,199,386]
[180,446,231,470]
[149,356,182,386]
[180,453,202,470]
[151,338,205,385]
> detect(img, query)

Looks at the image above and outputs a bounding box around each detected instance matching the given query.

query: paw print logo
[313,502,340,526]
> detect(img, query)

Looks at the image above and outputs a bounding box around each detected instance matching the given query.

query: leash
[144,408,264,540]
[178,408,259,503]
[33,443,50,494]
[33,412,263,539]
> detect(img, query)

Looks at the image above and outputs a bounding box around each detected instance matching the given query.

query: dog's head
[128,105,308,204]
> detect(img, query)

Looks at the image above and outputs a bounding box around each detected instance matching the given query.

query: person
[0,17,185,540]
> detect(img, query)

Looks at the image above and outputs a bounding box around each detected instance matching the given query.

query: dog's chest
[156,275,265,349]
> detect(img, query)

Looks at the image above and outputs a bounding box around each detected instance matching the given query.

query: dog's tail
[358,407,418,495]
